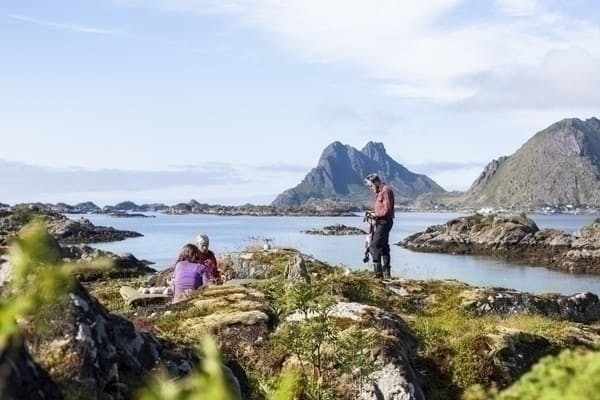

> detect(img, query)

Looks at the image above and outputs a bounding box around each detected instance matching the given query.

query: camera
[363,251,370,263]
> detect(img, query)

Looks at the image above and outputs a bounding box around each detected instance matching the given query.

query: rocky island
[164,199,359,216]
[0,204,142,253]
[302,223,366,235]
[401,213,600,274]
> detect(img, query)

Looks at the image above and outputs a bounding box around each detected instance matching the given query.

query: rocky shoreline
[3,209,600,398]
[400,213,600,274]
[3,234,600,399]
[0,205,142,251]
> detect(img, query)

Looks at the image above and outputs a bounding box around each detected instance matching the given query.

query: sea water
[69,212,600,295]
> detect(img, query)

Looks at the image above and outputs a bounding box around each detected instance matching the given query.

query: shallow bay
[69,212,600,295]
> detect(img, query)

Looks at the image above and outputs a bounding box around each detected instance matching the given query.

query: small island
[400,212,600,274]
[302,223,366,235]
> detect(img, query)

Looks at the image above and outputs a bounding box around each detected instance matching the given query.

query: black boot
[382,255,391,279]
[373,262,383,279]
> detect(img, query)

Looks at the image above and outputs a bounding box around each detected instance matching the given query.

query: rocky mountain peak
[272,141,445,207]
[465,116,600,207]
[361,141,388,162]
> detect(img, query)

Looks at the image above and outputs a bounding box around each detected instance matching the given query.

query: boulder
[60,245,156,281]
[285,301,425,400]
[483,327,554,387]
[0,335,64,400]
[460,288,600,323]
[21,281,210,399]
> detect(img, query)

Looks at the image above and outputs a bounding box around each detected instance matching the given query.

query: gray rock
[401,213,600,274]
[0,335,64,399]
[460,287,600,323]
[24,281,241,399]
[284,254,310,283]
[484,327,554,387]
[285,301,424,400]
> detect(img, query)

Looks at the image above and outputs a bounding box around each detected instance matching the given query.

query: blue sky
[1,0,599,205]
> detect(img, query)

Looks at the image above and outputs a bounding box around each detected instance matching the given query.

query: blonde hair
[195,234,209,246]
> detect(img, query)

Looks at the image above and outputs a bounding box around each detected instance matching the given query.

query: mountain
[465,117,600,207]
[271,141,445,207]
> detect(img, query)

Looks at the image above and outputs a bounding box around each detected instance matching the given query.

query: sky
[1,0,599,206]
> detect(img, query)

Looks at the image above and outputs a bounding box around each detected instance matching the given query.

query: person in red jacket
[195,234,223,283]
[364,173,395,279]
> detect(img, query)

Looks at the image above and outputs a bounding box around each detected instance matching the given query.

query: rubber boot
[373,262,383,279]
[382,255,391,279]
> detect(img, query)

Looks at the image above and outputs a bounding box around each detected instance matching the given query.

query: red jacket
[374,184,395,219]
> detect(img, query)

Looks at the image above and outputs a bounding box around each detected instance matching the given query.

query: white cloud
[115,0,600,108]
[315,103,403,135]
[460,47,600,109]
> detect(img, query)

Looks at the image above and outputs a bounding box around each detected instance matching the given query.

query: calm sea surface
[69,212,600,296]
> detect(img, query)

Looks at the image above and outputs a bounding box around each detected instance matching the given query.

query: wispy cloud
[316,103,403,135]
[8,14,126,36]
[255,163,313,173]
[0,159,306,205]
[0,159,247,194]
[494,0,540,16]
[7,13,208,53]
[116,1,600,109]
[458,47,600,109]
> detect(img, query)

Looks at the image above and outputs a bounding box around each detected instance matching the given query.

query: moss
[495,349,600,400]
[329,271,408,312]
[402,279,592,399]
[249,250,293,276]
[83,276,147,313]
[80,249,600,400]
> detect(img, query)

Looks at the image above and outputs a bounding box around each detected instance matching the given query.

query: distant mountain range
[271,141,445,207]
[6,118,600,212]
[465,117,600,208]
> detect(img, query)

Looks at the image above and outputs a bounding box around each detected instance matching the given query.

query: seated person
[195,234,223,283]
[173,243,211,303]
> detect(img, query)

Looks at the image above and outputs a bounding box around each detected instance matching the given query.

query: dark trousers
[369,218,393,264]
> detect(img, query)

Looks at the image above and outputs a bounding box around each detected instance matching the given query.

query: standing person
[364,173,395,279]
[195,234,222,283]
[173,243,211,303]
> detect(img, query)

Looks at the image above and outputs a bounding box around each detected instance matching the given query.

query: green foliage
[0,223,74,349]
[494,349,600,400]
[138,335,236,400]
[405,280,595,400]
[271,277,377,399]
[139,334,301,400]
[328,270,406,312]
[9,207,43,227]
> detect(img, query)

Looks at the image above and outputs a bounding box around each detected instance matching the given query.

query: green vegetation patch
[492,349,600,400]
[401,279,594,400]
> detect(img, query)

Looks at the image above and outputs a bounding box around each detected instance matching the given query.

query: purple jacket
[173,261,210,302]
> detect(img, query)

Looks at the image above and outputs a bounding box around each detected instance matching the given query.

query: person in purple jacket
[172,243,211,303]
